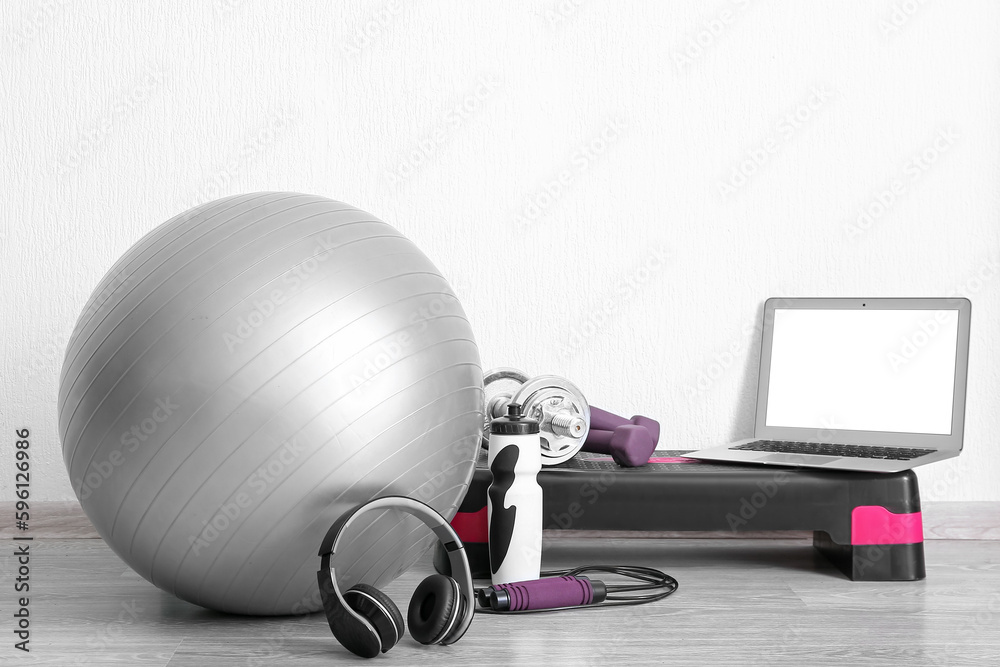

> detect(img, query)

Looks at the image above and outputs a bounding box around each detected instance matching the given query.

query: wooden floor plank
[5,537,999,665]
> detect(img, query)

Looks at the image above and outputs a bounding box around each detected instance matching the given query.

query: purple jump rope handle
[489,575,606,611]
[590,406,661,444]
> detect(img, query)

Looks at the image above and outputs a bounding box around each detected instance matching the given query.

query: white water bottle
[487,402,543,585]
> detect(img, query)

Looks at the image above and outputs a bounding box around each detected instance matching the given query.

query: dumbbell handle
[550,412,586,438]
[490,395,586,440]
[581,429,615,455]
[487,395,512,421]
[590,406,635,431]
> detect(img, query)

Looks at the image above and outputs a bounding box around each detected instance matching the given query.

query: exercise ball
[58,193,483,615]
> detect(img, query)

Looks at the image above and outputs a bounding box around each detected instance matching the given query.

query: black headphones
[317,496,476,658]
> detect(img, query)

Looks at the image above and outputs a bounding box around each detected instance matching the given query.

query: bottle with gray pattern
[487,402,542,585]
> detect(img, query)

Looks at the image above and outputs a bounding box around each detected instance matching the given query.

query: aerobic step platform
[436,450,925,582]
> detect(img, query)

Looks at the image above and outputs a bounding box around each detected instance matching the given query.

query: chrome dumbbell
[482,368,590,466]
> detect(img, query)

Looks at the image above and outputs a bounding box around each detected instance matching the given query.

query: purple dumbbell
[583,425,656,467]
[590,406,660,445]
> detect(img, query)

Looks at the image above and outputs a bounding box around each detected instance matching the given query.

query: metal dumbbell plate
[481,367,530,447]
[510,375,590,466]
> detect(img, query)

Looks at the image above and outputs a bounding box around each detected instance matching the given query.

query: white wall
[2,0,998,502]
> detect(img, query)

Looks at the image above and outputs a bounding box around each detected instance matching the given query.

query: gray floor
[6,537,1000,665]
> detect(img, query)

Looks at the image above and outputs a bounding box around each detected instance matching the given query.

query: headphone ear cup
[407,574,461,645]
[344,584,405,654]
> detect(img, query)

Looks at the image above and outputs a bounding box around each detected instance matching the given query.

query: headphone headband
[318,495,462,559]
[317,496,475,653]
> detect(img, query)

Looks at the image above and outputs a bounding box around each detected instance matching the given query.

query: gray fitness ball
[58,193,483,615]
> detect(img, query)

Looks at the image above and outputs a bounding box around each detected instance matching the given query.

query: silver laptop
[687,297,971,473]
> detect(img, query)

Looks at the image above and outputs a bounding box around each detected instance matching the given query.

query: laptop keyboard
[731,440,937,461]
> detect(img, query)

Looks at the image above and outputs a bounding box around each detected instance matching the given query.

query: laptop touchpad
[757,454,842,465]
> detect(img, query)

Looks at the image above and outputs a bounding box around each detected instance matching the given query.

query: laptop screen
[765,308,960,435]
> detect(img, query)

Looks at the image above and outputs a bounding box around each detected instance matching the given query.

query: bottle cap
[490,402,540,435]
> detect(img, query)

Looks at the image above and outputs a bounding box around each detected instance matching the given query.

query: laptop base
[687,437,958,473]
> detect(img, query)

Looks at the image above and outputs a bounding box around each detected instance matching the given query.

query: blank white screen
[765,309,959,435]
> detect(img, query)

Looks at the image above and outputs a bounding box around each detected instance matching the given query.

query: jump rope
[473,565,679,614]
[478,404,679,615]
